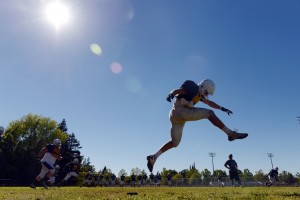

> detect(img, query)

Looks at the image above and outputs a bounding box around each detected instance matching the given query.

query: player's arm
[166,88,185,102]
[37,147,48,159]
[202,99,233,116]
[224,161,230,169]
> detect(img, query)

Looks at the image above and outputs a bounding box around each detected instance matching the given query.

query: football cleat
[147,155,155,172]
[30,183,36,189]
[228,132,248,141]
[42,181,49,189]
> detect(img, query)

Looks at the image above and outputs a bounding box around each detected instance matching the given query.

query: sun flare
[45,1,70,30]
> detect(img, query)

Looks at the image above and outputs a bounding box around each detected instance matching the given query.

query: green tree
[253,170,268,182]
[80,157,95,173]
[279,170,296,184]
[60,133,83,171]
[0,114,67,184]
[188,169,201,185]
[214,169,227,177]
[58,119,68,133]
[118,169,127,178]
[131,167,142,175]
[242,168,254,181]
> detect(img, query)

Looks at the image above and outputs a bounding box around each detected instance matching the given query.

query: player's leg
[30,163,49,188]
[184,107,248,141]
[147,122,184,172]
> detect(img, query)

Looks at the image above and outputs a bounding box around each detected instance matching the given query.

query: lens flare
[90,43,102,56]
[110,62,123,74]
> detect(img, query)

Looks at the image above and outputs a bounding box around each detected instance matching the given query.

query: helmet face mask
[198,79,215,97]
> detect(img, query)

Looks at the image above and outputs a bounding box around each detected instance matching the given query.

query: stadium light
[208,152,216,176]
[267,153,274,169]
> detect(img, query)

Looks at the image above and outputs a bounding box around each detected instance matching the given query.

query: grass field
[1,186,300,200]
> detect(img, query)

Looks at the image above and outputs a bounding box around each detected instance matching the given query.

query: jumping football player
[147,79,248,172]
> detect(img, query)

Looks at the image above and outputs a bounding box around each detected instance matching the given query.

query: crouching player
[61,158,80,185]
[30,139,62,189]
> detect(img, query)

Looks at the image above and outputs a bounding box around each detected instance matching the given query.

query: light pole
[208,152,216,176]
[267,153,274,169]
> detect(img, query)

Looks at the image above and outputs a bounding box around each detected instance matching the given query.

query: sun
[45,1,71,30]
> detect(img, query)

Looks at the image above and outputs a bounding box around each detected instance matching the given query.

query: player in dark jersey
[266,167,279,187]
[120,174,125,187]
[149,173,155,186]
[142,173,148,186]
[224,154,242,187]
[61,158,80,184]
[81,171,93,187]
[147,79,248,172]
[167,173,172,187]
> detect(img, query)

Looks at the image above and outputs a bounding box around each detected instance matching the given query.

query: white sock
[222,126,233,135]
[154,150,162,160]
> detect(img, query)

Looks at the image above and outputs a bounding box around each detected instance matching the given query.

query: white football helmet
[53,138,61,147]
[198,79,215,96]
[74,158,79,164]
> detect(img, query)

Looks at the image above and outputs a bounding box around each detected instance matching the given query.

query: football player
[30,139,62,189]
[119,174,125,187]
[147,79,248,172]
[167,173,172,187]
[81,171,93,187]
[266,167,279,187]
[0,126,4,142]
[111,173,116,186]
[61,158,80,184]
[224,154,242,187]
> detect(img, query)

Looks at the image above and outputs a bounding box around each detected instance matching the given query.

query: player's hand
[166,93,174,102]
[221,107,233,116]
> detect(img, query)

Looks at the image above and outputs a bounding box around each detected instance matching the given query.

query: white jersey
[41,144,61,166]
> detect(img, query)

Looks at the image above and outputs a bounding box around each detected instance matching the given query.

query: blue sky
[0,0,299,176]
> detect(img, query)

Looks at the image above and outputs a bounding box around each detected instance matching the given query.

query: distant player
[30,139,62,189]
[266,167,279,187]
[61,158,80,184]
[98,172,104,187]
[131,173,136,187]
[0,126,4,142]
[149,173,155,186]
[147,79,248,172]
[111,174,116,186]
[137,174,142,187]
[120,174,125,187]
[167,173,172,187]
[224,154,242,187]
[105,174,110,186]
[81,171,93,187]
[142,173,148,186]
[156,173,161,187]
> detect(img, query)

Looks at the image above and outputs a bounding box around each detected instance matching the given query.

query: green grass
[0,187,300,200]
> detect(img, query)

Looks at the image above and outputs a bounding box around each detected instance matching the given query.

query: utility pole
[267,153,274,169]
[208,152,216,176]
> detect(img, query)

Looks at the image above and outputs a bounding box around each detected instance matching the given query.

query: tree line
[0,114,299,186]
